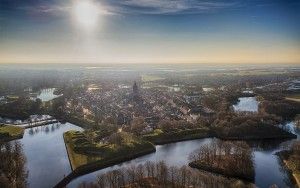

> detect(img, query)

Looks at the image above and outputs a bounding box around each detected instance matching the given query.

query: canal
[5,96,299,188]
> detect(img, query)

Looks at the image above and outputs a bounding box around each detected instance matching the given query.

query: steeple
[133,81,138,96]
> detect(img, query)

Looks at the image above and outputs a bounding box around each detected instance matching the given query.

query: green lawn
[64,130,155,170]
[142,128,211,145]
[286,94,300,102]
[284,159,300,187]
[0,125,24,141]
[141,75,165,82]
[64,131,92,170]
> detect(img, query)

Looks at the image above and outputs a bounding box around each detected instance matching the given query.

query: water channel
[9,123,82,188]
[6,96,300,188]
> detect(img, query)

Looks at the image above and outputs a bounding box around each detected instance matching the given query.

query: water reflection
[27,124,62,136]
[254,150,291,188]
[14,122,83,188]
[7,119,298,188]
[246,139,291,151]
[68,138,213,187]
[68,122,299,188]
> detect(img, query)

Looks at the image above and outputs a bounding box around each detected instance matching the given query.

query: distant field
[212,70,287,76]
[286,94,300,102]
[141,75,165,82]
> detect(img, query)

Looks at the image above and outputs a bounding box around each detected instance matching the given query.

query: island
[189,140,255,182]
[64,130,155,171]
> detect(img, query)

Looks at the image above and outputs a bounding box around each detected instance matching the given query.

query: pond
[36,88,62,102]
[9,122,82,188]
[233,97,259,112]
[67,122,299,188]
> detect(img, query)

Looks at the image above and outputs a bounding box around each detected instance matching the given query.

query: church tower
[133,81,139,97]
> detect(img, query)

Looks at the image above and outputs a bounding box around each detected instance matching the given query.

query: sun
[73,0,99,30]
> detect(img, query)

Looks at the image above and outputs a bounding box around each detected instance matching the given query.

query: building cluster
[64,81,216,133]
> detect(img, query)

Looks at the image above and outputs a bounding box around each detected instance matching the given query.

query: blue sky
[0,0,299,64]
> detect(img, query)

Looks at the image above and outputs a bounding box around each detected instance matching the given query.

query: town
[0,64,299,188]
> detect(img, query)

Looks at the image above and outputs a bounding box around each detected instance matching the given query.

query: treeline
[260,99,300,120]
[0,68,63,96]
[0,141,28,188]
[212,113,296,140]
[77,161,253,188]
[189,140,254,181]
[0,98,43,120]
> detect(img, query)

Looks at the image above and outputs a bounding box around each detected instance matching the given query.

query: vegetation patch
[64,131,93,170]
[0,125,24,142]
[76,161,254,188]
[286,94,300,102]
[260,99,300,119]
[63,114,95,129]
[277,141,300,187]
[0,97,43,120]
[141,75,165,82]
[64,130,155,171]
[0,141,28,188]
[142,128,211,145]
[213,114,297,140]
[189,140,255,182]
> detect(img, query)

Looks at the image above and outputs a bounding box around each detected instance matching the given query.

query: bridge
[15,118,59,129]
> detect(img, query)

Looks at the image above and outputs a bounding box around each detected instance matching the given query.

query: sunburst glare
[72,0,99,30]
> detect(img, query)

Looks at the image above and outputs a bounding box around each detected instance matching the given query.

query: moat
[7,120,299,188]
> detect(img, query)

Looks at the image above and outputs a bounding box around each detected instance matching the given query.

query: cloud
[2,0,299,17]
[1,0,240,17]
[1,0,114,18]
[1,0,69,18]
[102,0,240,15]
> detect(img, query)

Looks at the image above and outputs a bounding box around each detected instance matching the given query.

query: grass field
[284,159,300,187]
[64,131,155,170]
[142,128,211,145]
[0,125,24,141]
[286,94,300,102]
[64,131,99,170]
[141,75,165,82]
[278,143,300,188]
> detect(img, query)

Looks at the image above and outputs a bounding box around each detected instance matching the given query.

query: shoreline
[56,120,297,188]
[0,125,25,142]
[276,150,300,188]
[57,131,297,188]
[216,134,297,140]
[150,134,212,145]
[189,161,255,182]
[143,129,212,145]
[54,146,156,188]
[0,134,24,142]
[63,133,75,171]
[2,114,297,187]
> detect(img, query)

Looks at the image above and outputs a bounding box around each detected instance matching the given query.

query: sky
[0,0,300,64]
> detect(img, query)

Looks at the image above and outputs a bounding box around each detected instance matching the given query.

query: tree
[0,141,28,188]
